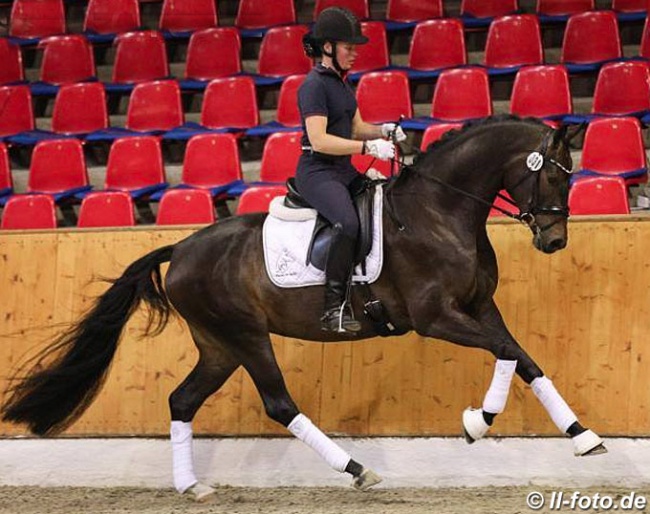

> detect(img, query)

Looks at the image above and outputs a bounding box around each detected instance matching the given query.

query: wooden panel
[1,219,649,437]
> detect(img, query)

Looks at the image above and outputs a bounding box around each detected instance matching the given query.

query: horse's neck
[416,124,542,207]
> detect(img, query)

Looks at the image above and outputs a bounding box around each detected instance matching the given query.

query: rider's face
[336,43,358,70]
[324,42,358,71]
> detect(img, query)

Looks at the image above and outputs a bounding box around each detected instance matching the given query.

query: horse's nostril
[546,238,566,252]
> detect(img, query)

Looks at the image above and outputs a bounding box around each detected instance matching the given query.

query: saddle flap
[306,182,375,271]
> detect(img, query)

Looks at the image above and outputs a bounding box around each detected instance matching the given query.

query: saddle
[284,177,375,272]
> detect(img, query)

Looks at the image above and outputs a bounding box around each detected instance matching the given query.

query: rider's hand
[365,167,387,181]
[381,123,407,142]
[364,139,395,161]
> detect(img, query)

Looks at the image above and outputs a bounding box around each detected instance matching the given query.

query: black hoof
[462,425,476,445]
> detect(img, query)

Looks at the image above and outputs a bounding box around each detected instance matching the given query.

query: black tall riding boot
[321,224,361,334]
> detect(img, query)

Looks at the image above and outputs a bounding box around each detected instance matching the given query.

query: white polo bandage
[482,359,517,414]
[531,376,578,433]
[288,414,350,472]
[170,421,198,493]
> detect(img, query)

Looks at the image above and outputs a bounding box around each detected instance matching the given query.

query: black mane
[423,115,549,155]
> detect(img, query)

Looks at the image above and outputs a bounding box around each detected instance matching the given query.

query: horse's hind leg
[168,326,241,501]
[228,331,382,491]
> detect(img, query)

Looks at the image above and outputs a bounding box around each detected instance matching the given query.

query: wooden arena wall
[1,218,649,438]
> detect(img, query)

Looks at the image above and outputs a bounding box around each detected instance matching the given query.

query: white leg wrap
[170,421,199,494]
[288,414,351,473]
[531,376,578,433]
[482,359,517,414]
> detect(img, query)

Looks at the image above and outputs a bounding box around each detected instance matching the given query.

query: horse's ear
[551,124,569,146]
[566,122,587,145]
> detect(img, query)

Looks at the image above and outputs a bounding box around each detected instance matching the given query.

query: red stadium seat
[461,0,518,18]
[642,16,650,58]
[420,123,463,151]
[236,0,296,29]
[580,117,647,184]
[0,39,24,85]
[38,35,96,84]
[431,67,492,121]
[159,0,218,32]
[112,31,169,84]
[536,0,594,16]
[0,85,34,137]
[351,153,399,177]
[52,82,109,135]
[409,19,466,71]
[351,22,389,74]
[27,139,90,196]
[277,74,306,127]
[0,142,13,195]
[1,195,57,230]
[105,136,167,194]
[592,61,650,116]
[185,28,241,80]
[126,80,184,132]
[484,15,543,68]
[259,132,302,183]
[510,65,572,118]
[489,191,515,217]
[569,177,630,215]
[258,25,312,77]
[156,189,216,225]
[612,0,646,12]
[236,185,287,215]
[386,0,443,22]
[77,191,136,227]
[356,71,412,124]
[10,0,65,38]
[314,0,369,19]
[181,133,243,189]
[561,11,621,64]
[84,0,141,34]
[201,76,259,130]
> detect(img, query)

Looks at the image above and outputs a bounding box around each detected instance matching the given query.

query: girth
[284,177,375,271]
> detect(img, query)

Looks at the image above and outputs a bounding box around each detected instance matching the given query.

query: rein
[380,128,572,234]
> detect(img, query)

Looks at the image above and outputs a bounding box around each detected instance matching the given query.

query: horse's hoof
[583,444,608,456]
[573,429,606,457]
[186,482,216,502]
[462,407,489,444]
[352,468,382,491]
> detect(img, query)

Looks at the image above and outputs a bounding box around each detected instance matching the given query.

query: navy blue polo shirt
[298,64,358,157]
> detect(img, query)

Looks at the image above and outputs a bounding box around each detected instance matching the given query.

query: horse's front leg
[415,301,606,457]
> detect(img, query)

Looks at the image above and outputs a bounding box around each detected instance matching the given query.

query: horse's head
[504,124,577,254]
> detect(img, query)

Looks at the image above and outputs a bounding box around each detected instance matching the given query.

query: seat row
[4,11,650,88]
[3,61,650,141]
[7,0,647,40]
[0,115,645,211]
[0,173,633,231]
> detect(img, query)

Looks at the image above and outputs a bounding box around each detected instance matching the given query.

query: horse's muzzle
[534,235,567,254]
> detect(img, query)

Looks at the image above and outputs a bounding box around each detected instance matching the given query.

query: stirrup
[321,304,361,334]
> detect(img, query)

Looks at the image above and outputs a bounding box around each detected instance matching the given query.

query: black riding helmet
[303,7,368,71]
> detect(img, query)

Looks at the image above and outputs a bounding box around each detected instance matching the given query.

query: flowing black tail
[1,245,175,436]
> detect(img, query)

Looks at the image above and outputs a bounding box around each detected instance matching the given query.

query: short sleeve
[298,78,328,119]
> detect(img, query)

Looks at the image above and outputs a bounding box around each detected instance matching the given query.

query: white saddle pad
[262,185,384,288]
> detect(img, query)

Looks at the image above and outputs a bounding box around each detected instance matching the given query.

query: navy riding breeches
[295,156,360,240]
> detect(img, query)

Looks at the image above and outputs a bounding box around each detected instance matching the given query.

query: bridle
[379,128,573,235]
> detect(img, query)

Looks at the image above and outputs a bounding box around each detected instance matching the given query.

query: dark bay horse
[1,116,606,501]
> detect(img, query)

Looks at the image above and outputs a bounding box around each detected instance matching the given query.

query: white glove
[365,167,387,181]
[381,123,407,142]
[364,139,395,161]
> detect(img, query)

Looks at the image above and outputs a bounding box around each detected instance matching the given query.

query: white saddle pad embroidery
[262,185,384,288]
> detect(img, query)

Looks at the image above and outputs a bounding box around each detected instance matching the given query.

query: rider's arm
[305,115,365,156]
[351,109,383,141]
